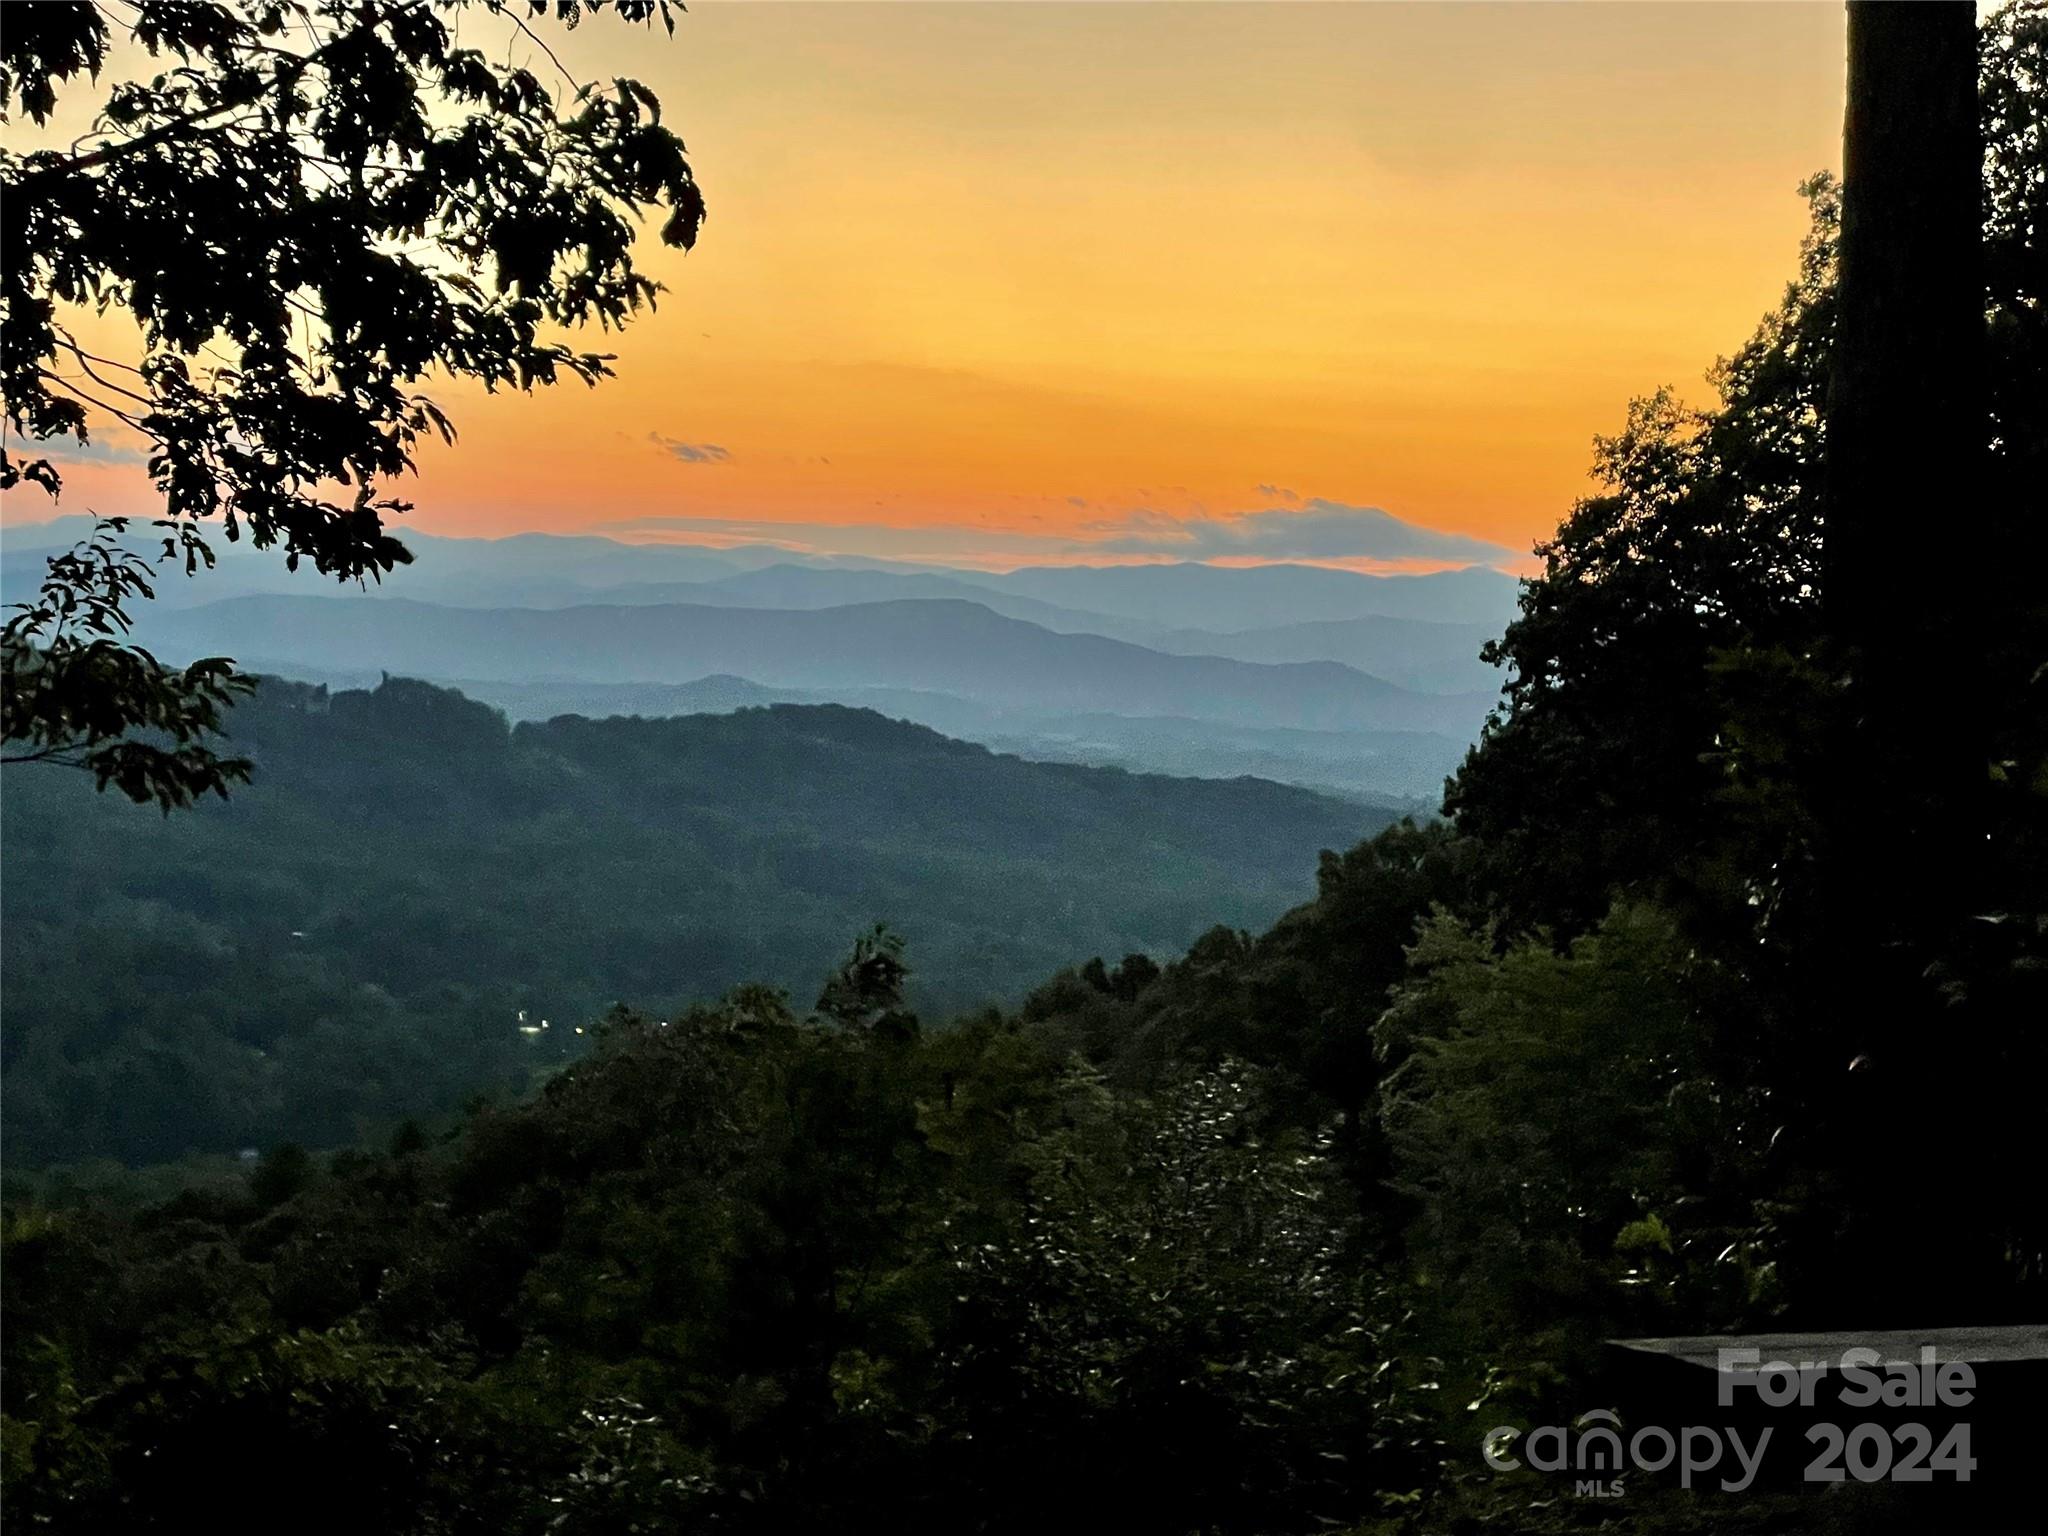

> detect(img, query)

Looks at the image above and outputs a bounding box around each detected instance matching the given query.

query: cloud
[1089,498,1515,566]
[587,500,1519,573]
[1256,483,1301,503]
[650,433,732,465]
[586,514,1084,566]
[20,432,150,468]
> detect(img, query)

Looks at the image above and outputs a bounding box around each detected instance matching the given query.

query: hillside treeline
[1,678,1384,1165]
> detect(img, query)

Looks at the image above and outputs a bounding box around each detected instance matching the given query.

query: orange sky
[10,2,1850,571]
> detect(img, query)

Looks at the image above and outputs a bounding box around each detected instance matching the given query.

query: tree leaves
[1,0,702,807]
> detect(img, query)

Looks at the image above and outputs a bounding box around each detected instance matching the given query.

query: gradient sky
[14,2,1851,571]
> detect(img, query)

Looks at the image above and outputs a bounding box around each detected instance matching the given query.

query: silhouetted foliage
[2,0,702,805]
[1451,4,2046,948]
[1445,0,2048,1333]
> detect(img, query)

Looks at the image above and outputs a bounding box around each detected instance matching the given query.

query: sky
[10,1,1850,572]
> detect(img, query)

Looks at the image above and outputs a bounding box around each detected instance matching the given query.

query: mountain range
[6,517,1520,801]
[2,517,1521,629]
[137,594,1493,737]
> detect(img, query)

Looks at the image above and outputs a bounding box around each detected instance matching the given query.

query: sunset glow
[18,2,1850,570]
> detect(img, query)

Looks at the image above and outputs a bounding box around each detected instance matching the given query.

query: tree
[1808,0,2041,1319]
[1380,905,1776,1359]
[1,0,704,806]
[1442,174,1840,937]
[814,924,914,1035]
[1448,4,2045,945]
[935,1064,1414,1534]
[1446,1,2046,1323]
[1819,0,1987,977]
[1825,1,1984,653]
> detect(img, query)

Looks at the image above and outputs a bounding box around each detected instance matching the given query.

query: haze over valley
[5,518,1521,803]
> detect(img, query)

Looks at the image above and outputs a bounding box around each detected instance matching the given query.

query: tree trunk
[1819,0,1986,1320]
[1826,1,1983,645]
[1824,1,1983,938]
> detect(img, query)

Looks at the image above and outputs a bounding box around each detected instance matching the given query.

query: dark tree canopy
[1448,1,2047,947]
[0,0,703,806]
[1443,177,1842,937]
[1447,1,2048,1322]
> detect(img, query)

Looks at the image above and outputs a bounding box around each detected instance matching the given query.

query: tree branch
[0,745,94,770]
[8,1,427,197]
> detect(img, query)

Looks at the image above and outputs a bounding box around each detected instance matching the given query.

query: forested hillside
[1,676,1387,1165]
[241,666,1468,804]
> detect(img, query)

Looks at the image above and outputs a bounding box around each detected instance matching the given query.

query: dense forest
[3,1,2046,1533]
[1,675,1388,1165]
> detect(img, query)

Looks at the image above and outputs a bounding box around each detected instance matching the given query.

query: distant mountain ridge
[951,560,1521,628]
[138,593,1496,736]
[576,564,1170,643]
[4,518,1521,633]
[13,518,1514,797]
[1153,613,1505,693]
